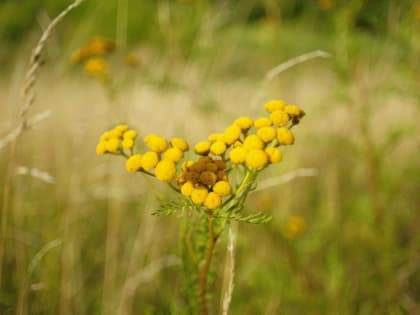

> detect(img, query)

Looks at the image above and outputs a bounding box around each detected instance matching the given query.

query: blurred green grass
[0,0,419,314]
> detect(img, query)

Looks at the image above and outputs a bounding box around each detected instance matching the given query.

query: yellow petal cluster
[96,125,139,155]
[84,57,109,79]
[96,99,305,209]
[71,37,115,64]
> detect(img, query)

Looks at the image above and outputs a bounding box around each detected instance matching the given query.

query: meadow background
[1,0,419,314]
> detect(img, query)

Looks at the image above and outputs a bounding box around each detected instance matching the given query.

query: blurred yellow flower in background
[282,215,307,240]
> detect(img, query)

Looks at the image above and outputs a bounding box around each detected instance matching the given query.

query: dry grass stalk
[0,0,85,298]
[251,50,331,111]
[253,168,319,192]
[220,225,237,315]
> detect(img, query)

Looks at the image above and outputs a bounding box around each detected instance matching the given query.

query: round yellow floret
[191,187,209,205]
[270,110,290,127]
[243,135,264,150]
[96,141,107,155]
[181,181,194,197]
[234,116,253,130]
[100,131,113,141]
[182,160,195,171]
[245,149,268,169]
[125,154,142,172]
[155,160,177,182]
[212,180,232,197]
[204,192,222,210]
[265,147,283,163]
[256,126,276,143]
[210,141,227,156]
[254,117,272,128]
[195,141,211,155]
[284,105,303,117]
[140,151,159,170]
[171,138,189,152]
[105,138,120,153]
[84,57,108,78]
[144,134,168,153]
[123,129,138,139]
[264,100,287,113]
[110,128,123,138]
[115,125,129,133]
[208,133,224,142]
[223,125,242,145]
[229,147,247,164]
[277,128,295,145]
[122,138,134,150]
[233,141,243,147]
[163,147,184,162]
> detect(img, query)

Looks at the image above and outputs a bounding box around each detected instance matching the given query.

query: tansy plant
[96,100,305,314]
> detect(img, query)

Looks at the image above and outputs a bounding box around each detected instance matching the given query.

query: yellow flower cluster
[193,99,304,170]
[95,99,305,212]
[282,215,306,240]
[71,37,115,64]
[177,157,231,210]
[96,124,137,155]
[96,125,190,183]
[84,57,109,79]
[71,37,115,81]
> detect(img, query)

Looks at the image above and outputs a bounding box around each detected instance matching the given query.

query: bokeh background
[1,0,419,314]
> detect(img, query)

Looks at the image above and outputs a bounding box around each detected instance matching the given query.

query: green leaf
[216,211,272,224]
[152,198,192,216]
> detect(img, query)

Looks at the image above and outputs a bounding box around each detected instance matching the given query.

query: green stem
[198,215,219,315]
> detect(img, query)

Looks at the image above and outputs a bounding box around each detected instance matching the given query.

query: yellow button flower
[105,138,120,153]
[191,187,209,205]
[234,116,253,130]
[163,147,184,162]
[243,135,264,150]
[200,171,217,186]
[84,57,108,78]
[155,159,177,182]
[264,100,287,113]
[265,147,283,163]
[256,126,276,143]
[125,154,142,172]
[100,131,113,141]
[204,192,222,210]
[212,180,232,197]
[96,141,107,155]
[245,149,268,169]
[210,141,227,155]
[223,125,242,145]
[284,105,303,117]
[144,134,168,153]
[270,110,290,127]
[123,129,138,139]
[194,141,211,155]
[171,138,189,152]
[277,128,294,145]
[140,151,159,170]
[182,160,195,171]
[181,181,194,197]
[122,138,134,150]
[254,117,272,128]
[282,215,306,240]
[110,128,123,138]
[229,147,247,164]
[115,125,129,133]
[208,133,224,142]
